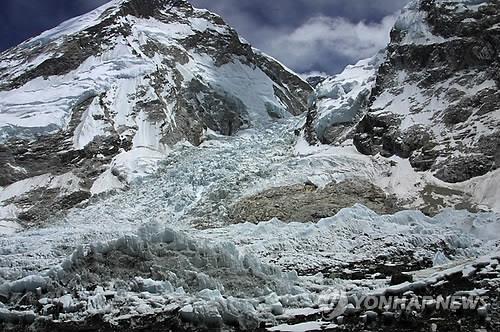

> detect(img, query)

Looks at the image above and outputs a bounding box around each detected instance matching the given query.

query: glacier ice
[1,201,499,329]
[312,54,383,144]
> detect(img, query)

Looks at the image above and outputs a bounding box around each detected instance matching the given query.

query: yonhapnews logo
[322,289,489,321]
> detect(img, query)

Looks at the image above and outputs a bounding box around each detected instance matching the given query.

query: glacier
[1,116,499,330]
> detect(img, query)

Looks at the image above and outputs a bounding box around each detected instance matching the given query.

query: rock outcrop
[353,0,500,183]
[300,0,500,213]
[305,0,499,185]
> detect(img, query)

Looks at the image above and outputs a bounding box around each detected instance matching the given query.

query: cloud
[1,0,409,73]
[260,14,398,73]
[192,0,408,26]
[192,0,408,73]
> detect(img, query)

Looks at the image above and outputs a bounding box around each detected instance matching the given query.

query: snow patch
[313,55,382,142]
[459,168,500,213]
[91,147,167,195]
[0,205,21,235]
[395,1,453,45]
[73,96,108,149]
[0,172,82,203]
[26,0,120,46]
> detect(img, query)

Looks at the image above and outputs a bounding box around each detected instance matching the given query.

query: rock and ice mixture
[0,0,311,226]
[1,0,500,331]
[356,0,500,185]
[305,0,500,214]
[0,116,499,331]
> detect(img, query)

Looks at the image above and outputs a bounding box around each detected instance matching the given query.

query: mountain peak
[304,0,499,211]
[1,3,500,331]
[0,0,311,222]
[118,0,192,18]
[0,0,204,91]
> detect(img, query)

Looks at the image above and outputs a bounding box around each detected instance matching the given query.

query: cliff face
[0,0,312,226]
[353,0,500,183]
[307,0,499,184]
[299,0,500,213]
[309,55,383,145]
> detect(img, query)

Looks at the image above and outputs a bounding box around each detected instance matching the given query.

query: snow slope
[313,54,383,144]
[0,0,499,330]
[305,0,500,212]
[353,0,500,184]
[0,118,498,330]
[0,0,311,226]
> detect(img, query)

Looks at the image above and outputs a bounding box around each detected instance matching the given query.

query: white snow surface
[395,1,450,45]
[313,55,381,141]
[91,147,168,195]
[0,172,82,203]
[26,0,121,47]
[370,68,497,153]
[1,119,498,276]
[0,205,21,235]
[316,55,381,122]
[0,2,287,142]
[0,0,499,328]
[459,168,500,213]
[0,118,499,328]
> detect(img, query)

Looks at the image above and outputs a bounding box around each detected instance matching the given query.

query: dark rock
[353,113,402,156]
[434,155,495,183]
[1,8,134,91]
[390,272,414,286]
[254,52,312,116]
[0,0,312,226]
[352,0,500,183]
[410,148,438,172]
[304,97,319,145]
[183,79,249,137]
[120,0,191,19]
[306,76,327,88]
[443,104,474,125]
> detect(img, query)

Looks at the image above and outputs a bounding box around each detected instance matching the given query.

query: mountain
[0,0,312,226]
[307,0,500,213]
[310,54,383,145]
[355,0,500,183]
[1,1,500,331]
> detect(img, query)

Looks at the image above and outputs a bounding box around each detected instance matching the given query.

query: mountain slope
[310,54,383,145]
[306,0,500,213]
[0,0,312,226]
[353,0,500,183]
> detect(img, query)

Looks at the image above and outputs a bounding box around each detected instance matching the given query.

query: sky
[0,0,409,74]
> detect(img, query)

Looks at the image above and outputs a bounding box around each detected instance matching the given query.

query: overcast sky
[1,0,409,74]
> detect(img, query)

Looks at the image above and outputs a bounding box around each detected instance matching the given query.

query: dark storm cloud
[1,0,409,74]
[190,0,410,73]
[191,0,408,26]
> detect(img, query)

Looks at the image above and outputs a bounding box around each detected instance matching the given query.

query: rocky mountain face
[0,0,312,226]
[354,0,500,184]
[306,0,500,211]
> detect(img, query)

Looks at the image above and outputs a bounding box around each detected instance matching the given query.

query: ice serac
[310,54,383,145]
[0,0,312,225]
[353,0,500,183]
